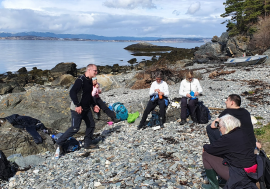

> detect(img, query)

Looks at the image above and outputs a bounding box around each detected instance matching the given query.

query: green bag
[127,111,140,123]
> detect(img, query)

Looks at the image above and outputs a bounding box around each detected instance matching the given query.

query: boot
[179,119,187,125]
[112,117,121,123]
[137,123,144,130]
[160,117,164,128]
[201,169,219,189]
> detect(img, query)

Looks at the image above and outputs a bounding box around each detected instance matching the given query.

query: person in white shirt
[137,71,169,130]
[179,70,203,125]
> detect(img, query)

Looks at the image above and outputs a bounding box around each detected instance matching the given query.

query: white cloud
[103,0,156,9]
[186,2,201,14]
[0,0,228,37]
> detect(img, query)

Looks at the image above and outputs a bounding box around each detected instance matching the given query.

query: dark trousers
[140,99,166,125]
[180,97,198,120]
[206,124,221,144]
[25,123,46,144]
[95,97,115,120]
[57,110,95,146]
[203,151,229,181]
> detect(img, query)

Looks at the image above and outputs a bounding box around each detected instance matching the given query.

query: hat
[92,77,97,81]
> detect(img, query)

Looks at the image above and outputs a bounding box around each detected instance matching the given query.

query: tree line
[221,0,270,36]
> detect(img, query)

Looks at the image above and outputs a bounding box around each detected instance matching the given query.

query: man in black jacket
[56,64,100,153]
[206,94,260,148]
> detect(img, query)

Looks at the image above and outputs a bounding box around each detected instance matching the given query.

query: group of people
[137,70,202,129]
[1,63,262,188]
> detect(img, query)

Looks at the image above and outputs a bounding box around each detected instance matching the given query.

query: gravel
[1,63,270,188]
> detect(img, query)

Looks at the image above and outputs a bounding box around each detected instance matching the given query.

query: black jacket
[204,127,256,168]
[70,75,96,111]
[219,108,256,148]
[223,155,263,189]
[5,114,46,144]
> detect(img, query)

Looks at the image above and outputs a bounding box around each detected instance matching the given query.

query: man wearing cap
[92,77,120,123]
[55,64,100,154]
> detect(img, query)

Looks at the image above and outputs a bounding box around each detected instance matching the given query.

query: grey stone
[15,155,45,169]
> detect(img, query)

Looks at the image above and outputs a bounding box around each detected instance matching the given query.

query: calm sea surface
[0,40,204,73]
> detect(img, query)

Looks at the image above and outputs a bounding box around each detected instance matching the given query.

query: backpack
[69,76,84,110]
[194,101,211,124]
[112,102,128,121]
[259,150,270,189]
[147,110,160,127]
[0,150,13,181]
[62,137,80,153]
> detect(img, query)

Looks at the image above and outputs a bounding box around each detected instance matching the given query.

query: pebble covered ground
[1,63,270,189]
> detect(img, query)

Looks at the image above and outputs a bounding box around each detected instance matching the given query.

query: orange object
[159,95,163,99]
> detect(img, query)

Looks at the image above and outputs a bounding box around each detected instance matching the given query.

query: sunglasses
[215,121,220,128]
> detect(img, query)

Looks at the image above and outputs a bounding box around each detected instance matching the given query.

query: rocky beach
[1,33,270,188]
[1,61,270,188]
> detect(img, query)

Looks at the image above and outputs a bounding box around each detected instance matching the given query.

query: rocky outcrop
[51,74,75,87]
[0,85,114,156]
[0,121,55,157]
[50,62,77,77]
[194,32,251,63]
[124,42,174,51]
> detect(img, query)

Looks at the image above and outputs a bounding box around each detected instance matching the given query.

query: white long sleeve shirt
[179,78,203,97]
[149,80,169,97]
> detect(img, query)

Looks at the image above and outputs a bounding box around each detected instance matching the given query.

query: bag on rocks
[259,150,270,189]
[112,102,128,121]
[194,101,211,124]
[0,150,13,181]
[127,111,140,123]
[62,137,80,153]
[147,110,160,127]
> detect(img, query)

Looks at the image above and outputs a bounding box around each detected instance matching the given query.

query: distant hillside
[0,32,210,42]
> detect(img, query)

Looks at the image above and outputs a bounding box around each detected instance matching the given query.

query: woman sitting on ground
[202,114,262,189]
[137,71,169,130]
[92,77,120,123]
[179,70,202,125]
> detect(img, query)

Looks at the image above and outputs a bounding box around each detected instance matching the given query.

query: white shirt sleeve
[179,80,186,97]
[149,82,156,96]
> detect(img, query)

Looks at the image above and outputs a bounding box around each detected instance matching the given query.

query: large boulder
[50,62,77,77]
[0,121,54,157]
[0,86,110,148]
[97,74,121,92]
[0,83,13,94]
[51,74,75,87]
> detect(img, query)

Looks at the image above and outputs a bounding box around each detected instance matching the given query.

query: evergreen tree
[221,0,266,36]
[221,0,245,36]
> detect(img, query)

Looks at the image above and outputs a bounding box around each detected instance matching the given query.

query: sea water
[0,40,204,73]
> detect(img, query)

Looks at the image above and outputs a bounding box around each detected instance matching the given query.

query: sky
[0,0,228,38]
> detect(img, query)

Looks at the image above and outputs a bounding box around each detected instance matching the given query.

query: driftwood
[209,70,235,79]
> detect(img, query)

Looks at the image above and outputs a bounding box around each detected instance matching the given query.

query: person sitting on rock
[206,94,261,149]
[179,70,203,125]
[137,71,169,130]
[92,77,120,123]
[202,114,263,188]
